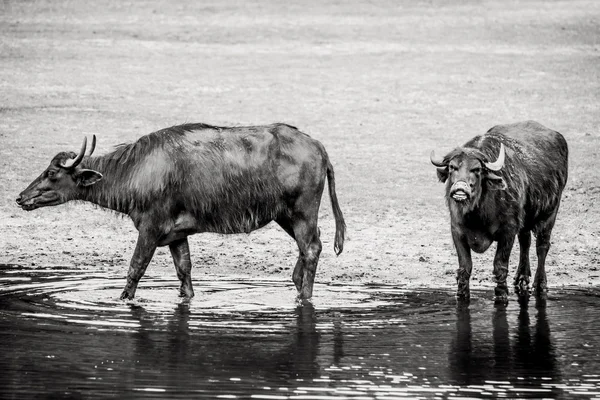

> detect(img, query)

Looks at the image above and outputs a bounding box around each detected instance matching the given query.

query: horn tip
[430,149,446,167]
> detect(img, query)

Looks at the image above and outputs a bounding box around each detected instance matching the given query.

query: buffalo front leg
[533,213,558,296]
[513,230,532,296]
[493,235,515,302]
[452,229,472,300]
[169,238,194,298]
[121,233,157,300]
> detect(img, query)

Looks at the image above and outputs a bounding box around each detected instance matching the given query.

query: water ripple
[1,264,600,399]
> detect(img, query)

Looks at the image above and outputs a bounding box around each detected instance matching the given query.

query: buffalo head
[430,143,506,205]
[16,136,103,211]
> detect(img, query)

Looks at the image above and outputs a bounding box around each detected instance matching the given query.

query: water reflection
[492,301,511,380]
[275,302,321,380]
[129,303,195,392]
[124,300,325,394]
[515,297,559,380]
[1,265,600,399]
[449,297,561,396]
[449,301,480,384]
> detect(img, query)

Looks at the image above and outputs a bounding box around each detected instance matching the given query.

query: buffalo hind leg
[276,217,303,291]
[292,217,322,300]
[121,232,157,300]
[533,212,558,296]
[169,238,194,298]
[513,230,532,297]
[493,235,515,303]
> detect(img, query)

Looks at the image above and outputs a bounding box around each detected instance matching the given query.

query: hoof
[295,296,314,307]
[456,296,471,305]
[494,286,509,303]
[516,288,530,301]
[533,285,548,298]
[514,284,530,297]
[456,279,470,300]
[494,294,509,304]
[120,290,134,300]
[179,286,195,299]
[296,284,314,301]
[297,291,313,301]
[513,275,530,296]
[456,290,470,300]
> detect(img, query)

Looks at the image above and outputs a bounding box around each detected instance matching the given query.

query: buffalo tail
[326,160,346,255]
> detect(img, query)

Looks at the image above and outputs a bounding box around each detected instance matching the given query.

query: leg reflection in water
[275,301,320,380]
[448,297,560,388]
[128,303,196,392]
[448,300,488,385]
[514,296,559,380]
[125,300,326,394]
[492,302,511,377]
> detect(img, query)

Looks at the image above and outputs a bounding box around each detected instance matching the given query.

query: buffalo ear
[75,169,103,187]
[485,171,507,190]
[436,167,449,183]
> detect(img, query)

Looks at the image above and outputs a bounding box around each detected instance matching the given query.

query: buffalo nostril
[16,196,22,204]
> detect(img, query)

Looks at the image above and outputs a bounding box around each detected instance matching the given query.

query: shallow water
[1,264,600,399]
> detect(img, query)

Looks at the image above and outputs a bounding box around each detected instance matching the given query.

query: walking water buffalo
[430,121,568,301]
[16,123,346,300]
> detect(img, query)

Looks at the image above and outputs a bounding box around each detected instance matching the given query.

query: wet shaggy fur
[77,123,344,237]
[457,121,568,237]
[434,120,568,300]
[18,122,346,301]
[83,123,287,231]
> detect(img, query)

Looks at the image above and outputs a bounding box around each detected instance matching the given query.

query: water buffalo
[430,120,568,301]
[16,123,346,300]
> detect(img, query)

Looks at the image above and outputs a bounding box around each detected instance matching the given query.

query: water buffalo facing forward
[16,123,346,300]
[430,121,568,301]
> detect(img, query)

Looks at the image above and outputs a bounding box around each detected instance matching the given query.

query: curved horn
[61,136,88,169]
[484,143,505,171]
[430,150,446,167]
[87,134,96,157]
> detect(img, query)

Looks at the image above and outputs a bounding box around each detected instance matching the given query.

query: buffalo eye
[470,167,481,174]
[46,170,57,180]
[448,165,457,172]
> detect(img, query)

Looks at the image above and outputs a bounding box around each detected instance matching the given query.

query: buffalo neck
[449,190,498,232]
[76,156,138,215]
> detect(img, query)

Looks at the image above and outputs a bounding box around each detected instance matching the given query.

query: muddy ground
[1,0,599,296]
